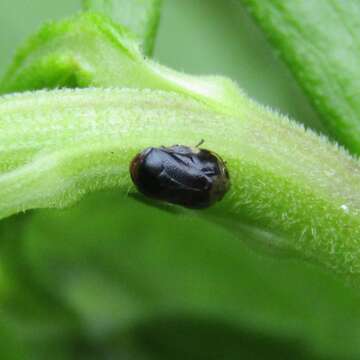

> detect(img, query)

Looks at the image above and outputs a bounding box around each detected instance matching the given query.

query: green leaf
[21,192,360,359]
[0,13,142,94]
[0,214,86,360]
[241,0,360,155]
[82,0,162,55]
[0,12,241,114]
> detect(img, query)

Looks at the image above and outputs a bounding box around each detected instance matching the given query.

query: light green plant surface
[0,12,242,114]
[1,84,360,277]
[1,1,360,359]
[242,0,360,155]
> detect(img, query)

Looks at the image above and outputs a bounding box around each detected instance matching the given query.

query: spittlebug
[130,144,230,209]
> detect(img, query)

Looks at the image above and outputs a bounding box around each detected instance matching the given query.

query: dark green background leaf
[242,0,360,154]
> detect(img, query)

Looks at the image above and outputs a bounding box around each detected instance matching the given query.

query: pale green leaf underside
[242,0,360,155]
[1,88,360,281]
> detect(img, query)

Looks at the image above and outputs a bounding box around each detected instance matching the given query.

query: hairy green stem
[1,88,360,281]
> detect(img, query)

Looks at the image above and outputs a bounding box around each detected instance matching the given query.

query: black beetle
[130,144,230,209]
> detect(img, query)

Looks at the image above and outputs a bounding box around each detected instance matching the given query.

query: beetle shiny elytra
[130,144,230,209]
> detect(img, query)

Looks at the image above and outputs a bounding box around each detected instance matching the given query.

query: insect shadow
[128,192,186,215]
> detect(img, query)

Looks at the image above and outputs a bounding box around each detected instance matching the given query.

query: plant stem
[1,88,360,281]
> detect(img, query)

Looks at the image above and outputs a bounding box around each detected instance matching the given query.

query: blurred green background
[0,1,358,359]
